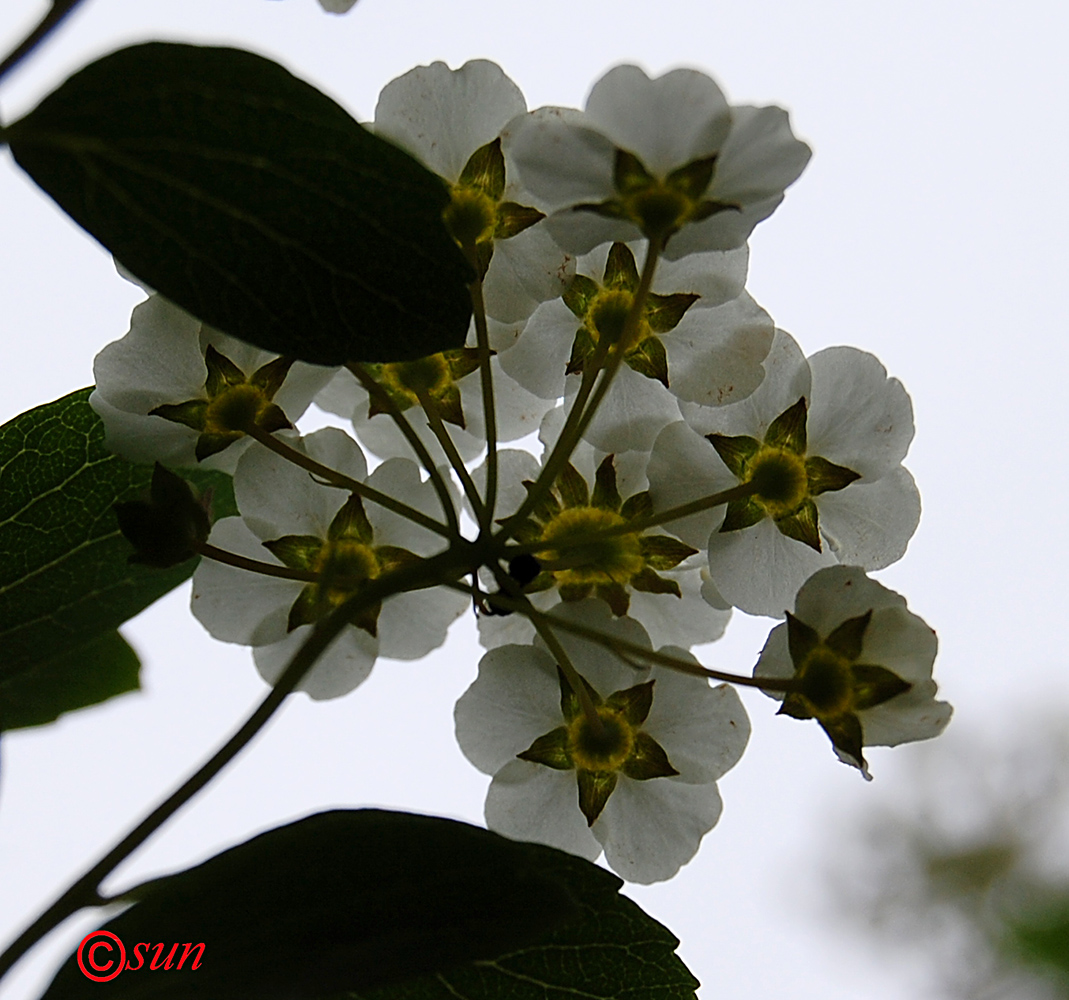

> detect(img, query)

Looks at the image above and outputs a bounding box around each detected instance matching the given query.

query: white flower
[498,240,774,451]
[374,60,573,323]
[314,319,554,464]
[455,601,750,882]
[648,329,921,617]
[90,294,334,472]
[506,65,811,258]
[754,565,951,777]
[191,428,466,699]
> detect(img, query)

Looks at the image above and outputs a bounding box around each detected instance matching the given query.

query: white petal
[647,421,732,548]
[680,327,810,437]
[498,298,578,401]
[377,587,466,660]
[235,428,365,539]
[476,448,541,520]
[665,293,774,408]
[585,66,731,177]
[253,623,377,700]
[816,467,921,569]
[713,105,812,205]
[596,775,723,883]
[807,348,915,480]
[626,568,731,650]
[364,456,449,555]
[793,564,907,635]
[654,245,749,307]
[506,106,617,209]
[191,517,301,644]
[707,517,836,618]
[578,364,682,453]
[644,665,750,783]
[454,644,562,773]
[374,60,526,182]
[483,225,575,324]
[485,759,602,861]
[663,194,785,258]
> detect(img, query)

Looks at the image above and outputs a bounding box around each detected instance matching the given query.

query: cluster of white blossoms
[93,58,951,883]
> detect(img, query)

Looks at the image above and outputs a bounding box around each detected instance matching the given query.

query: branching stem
[0,0,89,88]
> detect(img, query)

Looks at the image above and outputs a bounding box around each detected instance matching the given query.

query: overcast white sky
[1,1,1068,998]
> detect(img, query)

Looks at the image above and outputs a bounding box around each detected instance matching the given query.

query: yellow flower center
[567,707,635,773]
[443,186,498,248]
[313,538,380,609]
[375,353,453,407]
[796,647,855,717]
[745,446,809,518]
[538,507,645,587]
[203,383,275,435]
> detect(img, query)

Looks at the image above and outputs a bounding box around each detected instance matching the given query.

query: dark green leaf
[41,810,698,1000]
[7,43,473,366]
[0,630,139,732]
[353,818,699,1000]
[0,389,234,693]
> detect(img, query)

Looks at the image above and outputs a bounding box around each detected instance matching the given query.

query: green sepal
[373,546,422,573]
[603,242,639,290]
[622,731,680,781]
[262,534,323,571]
[639,534,698,570]
[516,726,573,770]
[495,201,545,240]
[458,138,506,201]
[329,494,374,544]
[257,401,293,435]
[431,383,467,429]
[114,463,212,568]
[577,770,618,826]
[473,239,494,280]
[819,712,867,771]
[250,355,296,397]
[557,666,602,722]
[774,499,822,551]
[560,581,594,603]
[706,433,761,478]
[620,490,654,521]
[688,198,742,224]
[149,398,208,431]
[596,582,631,616]
[445,347,483,381]
[591,455,622,512]
[625,334,670,388]
[563,274,601,319]
[630,567,683,598]
[720,497,766,533]
[777,693,814,720]
[287,584,321,631]
[825,609,872,661]
[764,397,808,453]
[613,149,655,195]
[645,292,700,334]
[786,611,821,668]
[806,455,861,496]
[666,155,717,200]
[194,430,242,462]
[558,463,590,509]
[565,327,596,376]
[851,663,912,710]
[521,480,561,523]
[605,680,654,725]
[205,344,247,395]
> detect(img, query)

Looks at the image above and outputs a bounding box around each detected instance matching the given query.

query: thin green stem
[244,424,451,539]
[417,390,487,527]
[0,543,472,982]
[497,237,664,540]
[196,542,318,582]
[467,267,498,531]
[345,363,461,537]
[0,0,89,87]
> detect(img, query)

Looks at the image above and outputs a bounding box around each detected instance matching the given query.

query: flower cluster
[95,58,950,882]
